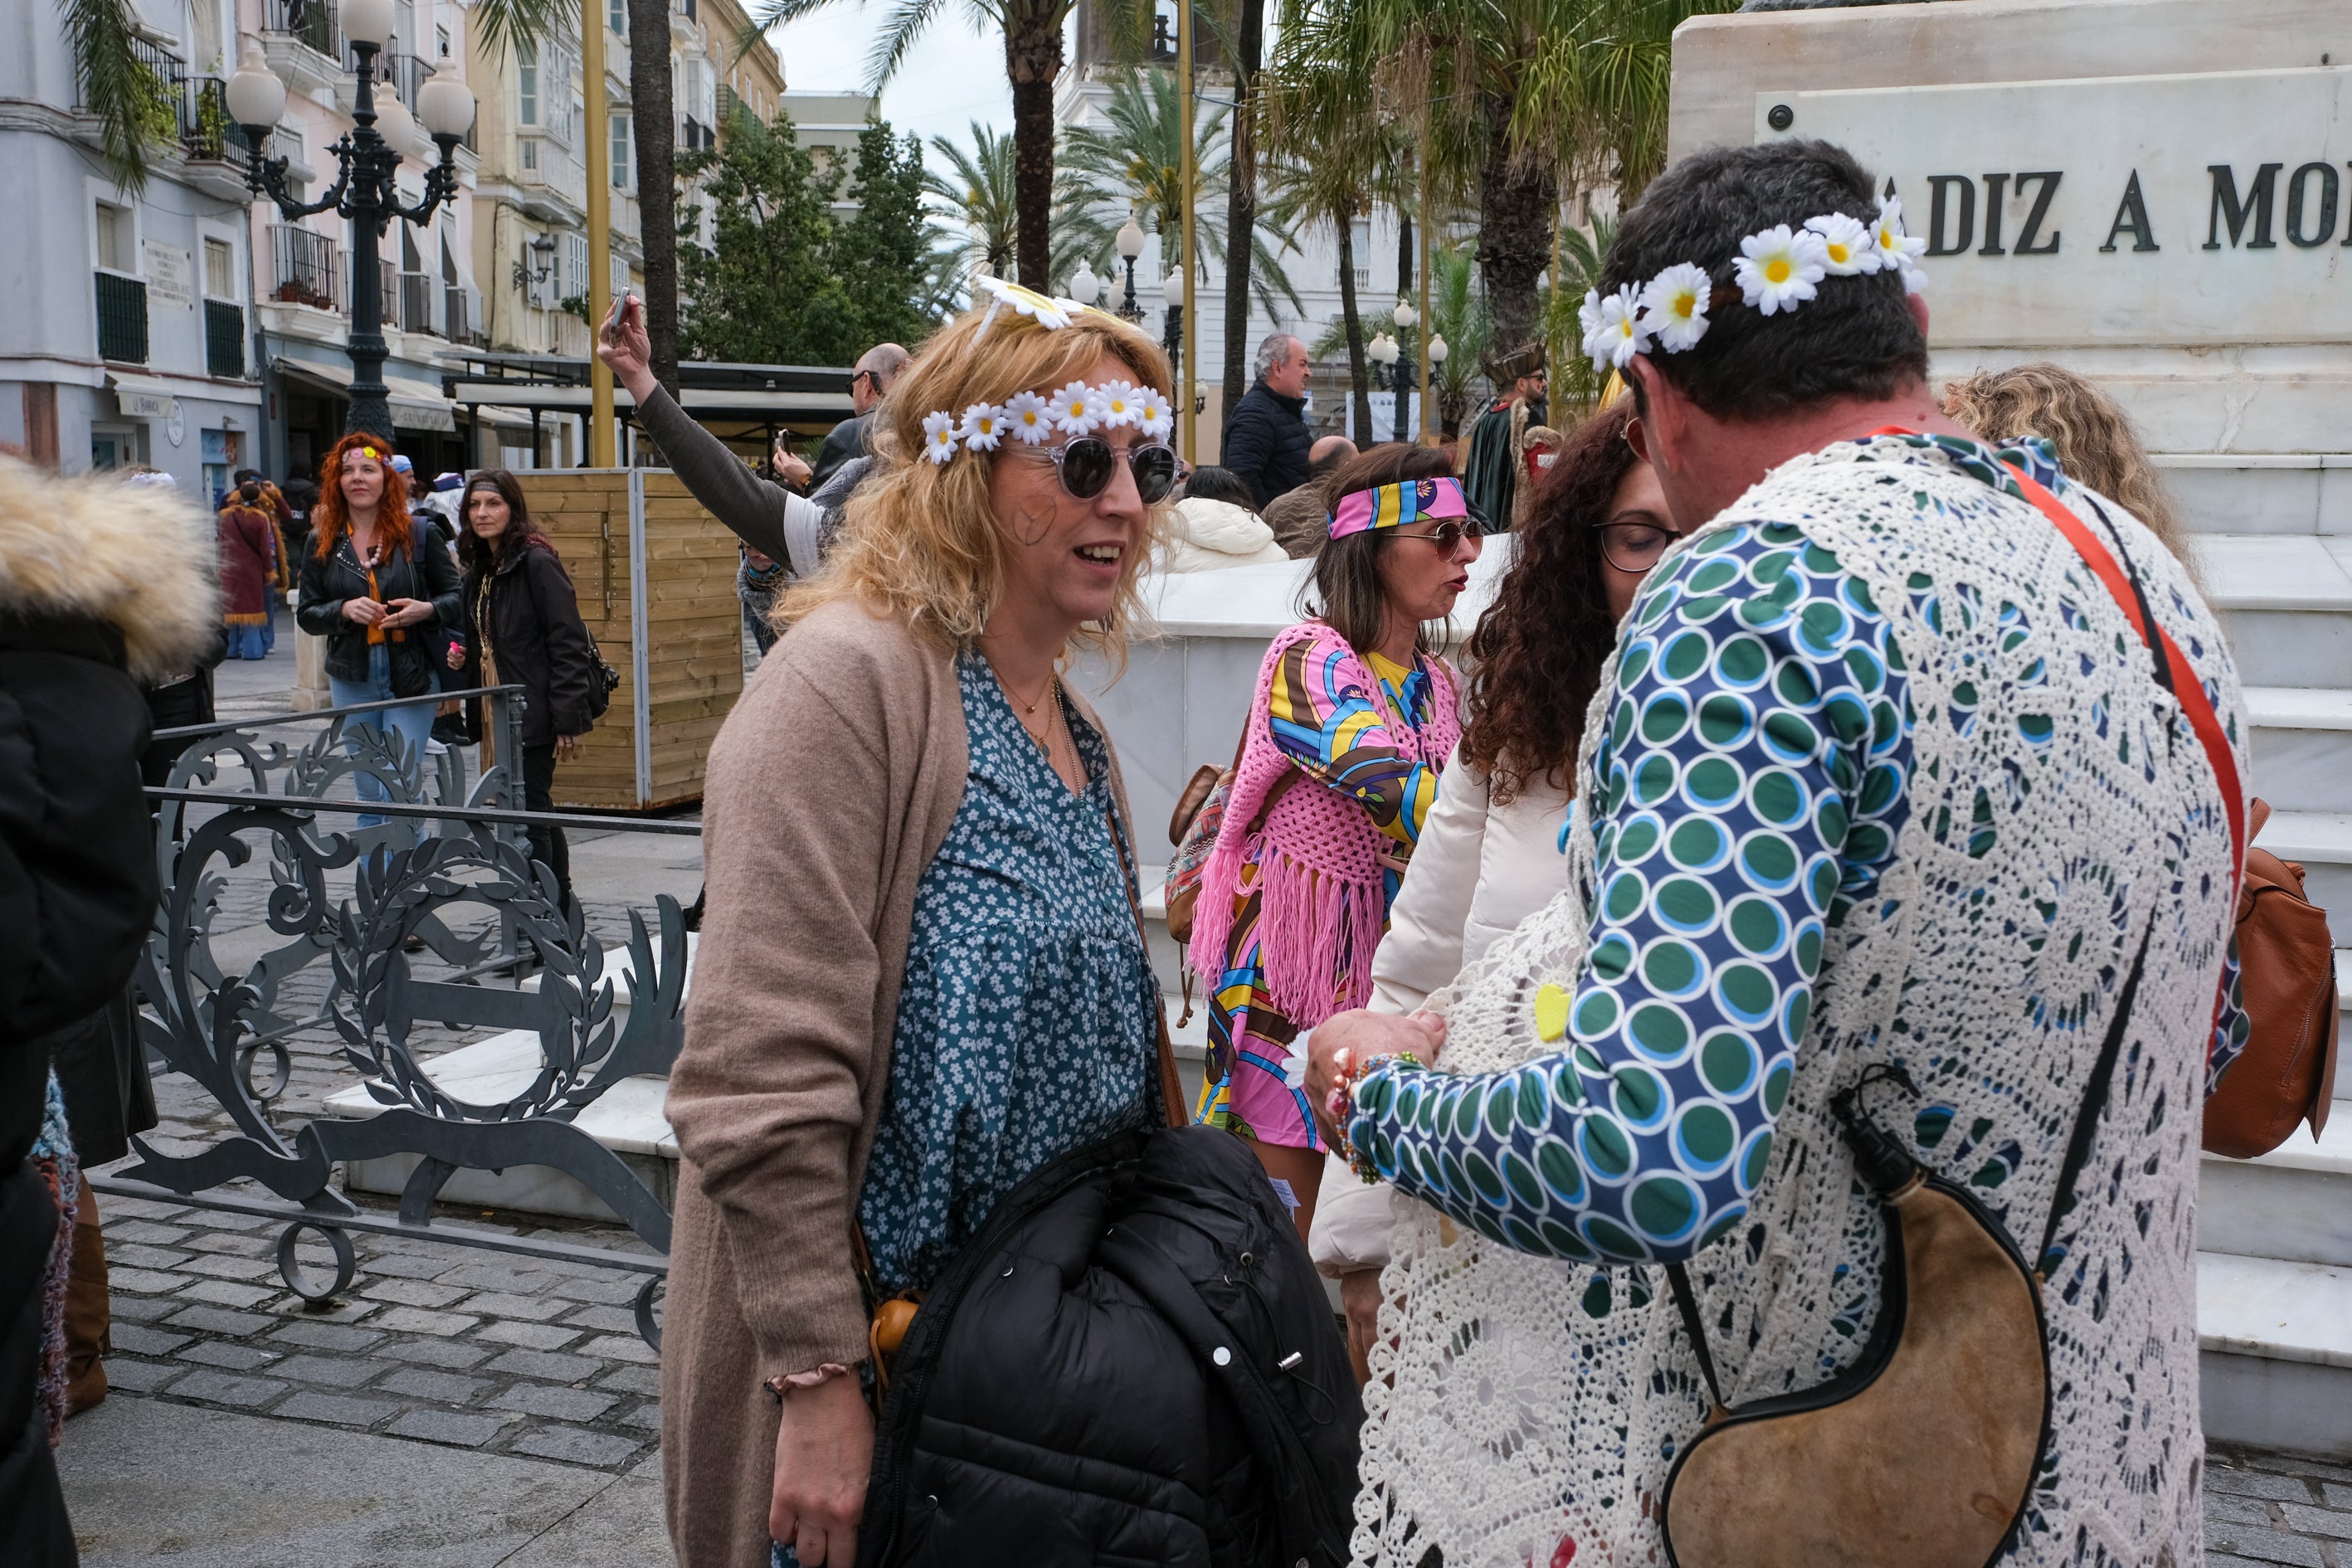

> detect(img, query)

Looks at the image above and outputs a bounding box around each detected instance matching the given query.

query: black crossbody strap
[1663,1262,1725,1410]
[2035,916,2155,1278]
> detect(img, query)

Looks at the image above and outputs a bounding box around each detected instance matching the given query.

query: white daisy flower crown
[919,275,1175,465]
[1580,193,1928,375]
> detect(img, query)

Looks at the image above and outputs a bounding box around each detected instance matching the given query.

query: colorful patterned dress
[1195,633,1449,1152]
[855,651,1163,1298]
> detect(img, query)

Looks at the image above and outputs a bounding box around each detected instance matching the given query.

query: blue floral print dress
[855,650,1163,1297]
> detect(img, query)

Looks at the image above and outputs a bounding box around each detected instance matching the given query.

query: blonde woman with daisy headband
[660,291,1191,1568]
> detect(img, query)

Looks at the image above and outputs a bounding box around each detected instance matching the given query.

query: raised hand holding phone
[596,292,658,402]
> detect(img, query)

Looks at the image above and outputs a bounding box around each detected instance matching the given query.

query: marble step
[2157,454,2352,538]
[320,1028,678,1223]
[2247,688,2352,816]
[2194,534,2352,689]
[2197,1251,2352,1458]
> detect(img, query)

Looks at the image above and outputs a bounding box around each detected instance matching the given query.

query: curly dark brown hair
[1459,401,1639,805]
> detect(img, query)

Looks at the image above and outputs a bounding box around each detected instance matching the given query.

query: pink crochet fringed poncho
[1186,620,1461,1030]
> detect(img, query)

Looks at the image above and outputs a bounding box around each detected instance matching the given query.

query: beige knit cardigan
[660,597,1171,1568]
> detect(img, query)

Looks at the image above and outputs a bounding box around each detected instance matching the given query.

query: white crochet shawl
[1351,439,2239,1568]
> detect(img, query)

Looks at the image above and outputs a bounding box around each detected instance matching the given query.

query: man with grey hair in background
[808,341,910,492]
[1222,331,1313,508]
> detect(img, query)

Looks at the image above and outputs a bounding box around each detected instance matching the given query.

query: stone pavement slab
[56,1395,667,1567]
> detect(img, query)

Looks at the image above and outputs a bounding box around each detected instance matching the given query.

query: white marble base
[322,1026,679,1224]
[2199,1251,2352,1457]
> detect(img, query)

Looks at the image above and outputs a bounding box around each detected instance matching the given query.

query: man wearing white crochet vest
[1305,139,2245,1568]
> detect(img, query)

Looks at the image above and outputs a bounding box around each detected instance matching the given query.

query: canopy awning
[271,359,458,432]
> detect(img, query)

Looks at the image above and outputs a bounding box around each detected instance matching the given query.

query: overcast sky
[765,6,1019,165]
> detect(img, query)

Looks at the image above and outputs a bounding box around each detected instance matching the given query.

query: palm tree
[1424,242,1489,435]
[750,0,1151,292]
[1542,213,1619,412]
[924,121,1020,280]
[1274,0,1733,361]
[1261,13,1414,446]
[1217,0,1268,421]
[1054,69,1301,324]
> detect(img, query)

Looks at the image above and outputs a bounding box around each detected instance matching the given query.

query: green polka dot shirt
[1346,506,1920,1265]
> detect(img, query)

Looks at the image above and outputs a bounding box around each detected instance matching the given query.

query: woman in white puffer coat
[1310,400,1692,1381]
[1158,466,1292,572]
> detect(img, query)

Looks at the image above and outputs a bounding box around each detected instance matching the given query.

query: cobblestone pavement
[64,640,2352,1562]
[2209,1447,2352,1567]
[90,1190,663,1474]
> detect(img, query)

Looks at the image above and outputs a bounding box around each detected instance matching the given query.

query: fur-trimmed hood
[0,456,220,679]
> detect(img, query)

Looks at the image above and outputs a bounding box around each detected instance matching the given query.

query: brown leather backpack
[2203,797,2340,1158]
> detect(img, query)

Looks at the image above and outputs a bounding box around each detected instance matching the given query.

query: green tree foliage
[833,121,935,351]
[677,111,938,365]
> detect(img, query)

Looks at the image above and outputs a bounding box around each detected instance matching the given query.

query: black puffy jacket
[295,527,460,694]
[1220,381,1312,509]
[860,1126,1363,1568]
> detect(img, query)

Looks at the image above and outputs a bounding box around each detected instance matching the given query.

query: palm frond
[58,0,154,192]
[472,0,568,66]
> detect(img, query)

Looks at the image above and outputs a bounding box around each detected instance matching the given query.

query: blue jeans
[327,643,438,826]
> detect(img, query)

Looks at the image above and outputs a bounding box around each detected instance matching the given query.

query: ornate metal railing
[95,691,695,1349]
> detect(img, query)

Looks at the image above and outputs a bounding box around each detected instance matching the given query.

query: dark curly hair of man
[1458,401,1638,805]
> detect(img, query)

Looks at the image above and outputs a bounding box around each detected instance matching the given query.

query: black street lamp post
[226,7,475,439]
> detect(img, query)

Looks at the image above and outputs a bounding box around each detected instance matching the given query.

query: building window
[521,138,538,171]
[203,236,236,297]
[95,200,134,273]
[610,0,626,33]
[611,110,631,189]
[436,23,450,57]
[611,252,628,299]
[563,233,588,303]
[519,41,538,126]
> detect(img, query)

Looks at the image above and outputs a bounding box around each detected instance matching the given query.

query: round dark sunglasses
[1031,438,1180,504]
[1388,520,1478,555]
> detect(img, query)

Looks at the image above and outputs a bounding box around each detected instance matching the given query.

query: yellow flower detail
[1534,982,1570,1043]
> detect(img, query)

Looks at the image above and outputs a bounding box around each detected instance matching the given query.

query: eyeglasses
[1025,438,1181,504]
[1596,518,1687,575]
[1388,521,1478,557]
[848,369,875,394]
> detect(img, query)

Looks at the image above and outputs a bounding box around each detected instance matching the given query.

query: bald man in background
[809,342,910,492]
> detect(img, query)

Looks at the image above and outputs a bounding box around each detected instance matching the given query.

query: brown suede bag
[2202,797,2340,1158]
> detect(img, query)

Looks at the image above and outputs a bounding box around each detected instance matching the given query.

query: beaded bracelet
[1326,1049,1424,1183]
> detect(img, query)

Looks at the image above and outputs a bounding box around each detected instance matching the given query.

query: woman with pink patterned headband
[1187,443,1483,1240]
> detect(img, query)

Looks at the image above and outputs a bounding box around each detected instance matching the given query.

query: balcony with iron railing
[271,224,340,311]
[377,51,433,115]
[72,37,247,168]
[398,270,436,334]
[262,0,344,92]
[443,285,482,347]
[95,272,149,364]
[205,299,246,377]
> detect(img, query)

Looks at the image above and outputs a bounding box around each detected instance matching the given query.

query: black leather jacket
[295,528,460,694]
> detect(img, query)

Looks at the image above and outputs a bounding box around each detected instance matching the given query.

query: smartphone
[604,290,633,333]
